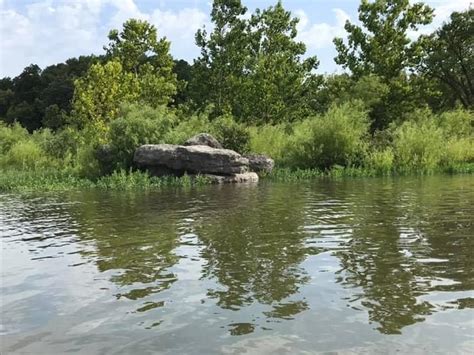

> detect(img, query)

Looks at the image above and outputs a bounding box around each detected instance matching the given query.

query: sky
[0,0,471,78]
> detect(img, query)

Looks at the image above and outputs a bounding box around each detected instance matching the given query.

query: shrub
[393,116,444,172]
[249,124,290,164]
[442,137,474,166]
[438,109,473,138]
[0,122,29,154]
[2,140,50,170]
[287,102,370,169]
[211,115,250,153]
[164,112,212,144]
[366,148,394,175]
[40,127,80,160]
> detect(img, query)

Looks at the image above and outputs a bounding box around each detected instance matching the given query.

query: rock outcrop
[134,135,274,184]
[245,154,274,174]
[184,133,223,149]
[134,144,249,176]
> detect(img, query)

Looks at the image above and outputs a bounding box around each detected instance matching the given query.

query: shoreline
[1,164,473,192]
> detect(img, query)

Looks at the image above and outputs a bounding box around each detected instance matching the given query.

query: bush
[2,140,52,170]
[211,115,250,153]
[366,148,394,175]
[287,102,370,169]
[249,124,290,164]
[0,122,29,154]
[442,138,474,166]
[393,115,444,172]
[438,109,473,138]
[164,112,212,144]
[40,127,80,160]
[109,106,174,169]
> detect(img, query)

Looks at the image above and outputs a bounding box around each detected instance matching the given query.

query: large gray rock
[245,154,275,174]
[184,133,223,149]
[134,144,249,175]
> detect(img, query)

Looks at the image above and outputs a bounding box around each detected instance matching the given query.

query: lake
[1,175,473,354]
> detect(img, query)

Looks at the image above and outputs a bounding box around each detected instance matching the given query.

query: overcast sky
[0,0,471,77]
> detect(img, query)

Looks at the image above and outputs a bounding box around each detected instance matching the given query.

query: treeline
[0,0,473,185]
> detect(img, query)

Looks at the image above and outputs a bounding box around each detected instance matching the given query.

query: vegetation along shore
[0,0,472,191]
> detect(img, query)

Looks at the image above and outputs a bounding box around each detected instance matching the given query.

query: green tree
[417,8,474,108]
[191,0,249,116]
[192,0,319,124]
[333,0,434,130]
[72,60,140,135]
[334,0,433,79]
[105,18,177,106]
[241,1,319,123]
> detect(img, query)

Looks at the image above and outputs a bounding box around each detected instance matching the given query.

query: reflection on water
[1,176,473,354]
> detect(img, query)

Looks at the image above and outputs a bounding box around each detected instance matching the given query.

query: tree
[191,0,319,124]
[241,1,319,123]
[333,0,434,130]
[191,0,249,115]
[105,19,177,106]
[334,0,433,79]
[417,8,474,108]
[72,19,179,136]
[72,61,140,135]
[173,59,193,105]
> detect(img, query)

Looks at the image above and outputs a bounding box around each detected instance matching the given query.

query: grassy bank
[1,165,473,192]
[0,169,212,192]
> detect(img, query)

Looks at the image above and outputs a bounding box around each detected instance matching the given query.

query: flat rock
[245,154,275,174]
[134,144,249,175]
[184,133,223,149]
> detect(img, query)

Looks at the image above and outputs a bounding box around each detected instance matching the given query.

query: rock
[184,133,223,149]
[134,144,249,175]
[245,154,275,174]
[197,172,259,184]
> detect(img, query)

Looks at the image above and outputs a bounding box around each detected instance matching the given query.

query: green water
[1,176,473,354]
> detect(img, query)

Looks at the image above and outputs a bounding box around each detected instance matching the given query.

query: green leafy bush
[438,109,473,138]
[164,112,212,144]
[249,124,290,164]
[393,115,444,172]
[287,102,370,169]
[0,122,29,154]
[211,115,250,153]
[366,148,394,175]
[107,104,175,170]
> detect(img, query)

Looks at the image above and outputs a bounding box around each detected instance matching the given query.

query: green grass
[0,169,212,192]
[1,164,472,192]
[265,163,474,182]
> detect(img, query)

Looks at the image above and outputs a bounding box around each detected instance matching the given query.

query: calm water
[1,176,473,354]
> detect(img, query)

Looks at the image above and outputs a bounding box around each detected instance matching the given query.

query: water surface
[1,176,473,354]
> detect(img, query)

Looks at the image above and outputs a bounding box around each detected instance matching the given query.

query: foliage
[334,0,433,79]
[72,60,139,135]
[366,148,394,175]
[417,9,474,108]
[392,112,444,172]
[287,102,370,169]
[108,104,176,169]
[1,57,97,131]
[192,0,319,123]
[438,108,473,138]
[211,115,250,153]
[249,124,289,164]
[0,1,473,189]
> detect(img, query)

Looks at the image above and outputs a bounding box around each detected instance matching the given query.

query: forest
[0,0,473,190]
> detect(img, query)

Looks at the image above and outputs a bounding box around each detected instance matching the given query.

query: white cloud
[0,0,471,77]
[296,8,350,50]
[0,0,208,77]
